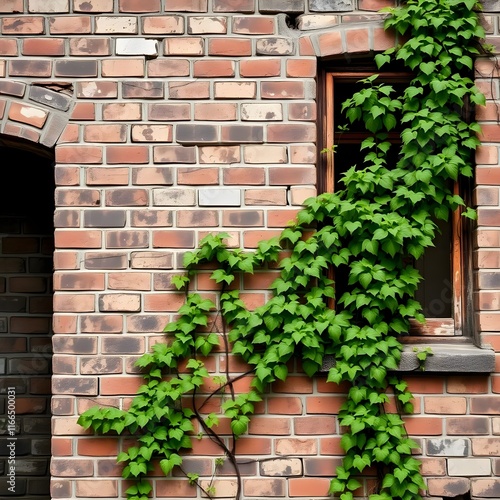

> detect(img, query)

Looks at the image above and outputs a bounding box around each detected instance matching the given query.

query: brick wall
[0,0,499,499]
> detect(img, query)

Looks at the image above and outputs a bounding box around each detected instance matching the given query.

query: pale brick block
[260,458,302,476]
[427,438,470,457]
[244,145,287,163]
[297,14,339,30]
[199,188,241,206]
[493,417,500,434]
[199,480,238,498]
[0,61,5,78]
[28,0,69,12]
[153,188,196,206]
[256,37,294,55]
[289,186,317,205]
[188,16,227,34]
[214,81,256,99]
[116,38,158,56]
[448,458,492,476]
[241,103,282,121]
[95,16,138,34]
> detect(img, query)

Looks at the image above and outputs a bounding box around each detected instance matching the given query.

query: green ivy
[77,0,486,498]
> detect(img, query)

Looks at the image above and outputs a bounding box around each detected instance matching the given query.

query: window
[318,65,475,339]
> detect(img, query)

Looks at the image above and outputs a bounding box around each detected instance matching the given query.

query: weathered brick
[49,16,92,34]
[95,16,138,33]
[102,58,145,77]
[188,16,227,34]
[169,81,210,99]
[142,15,184,33]
[2,16,45,34]
[23,37,65,55]
[147,58,190,77]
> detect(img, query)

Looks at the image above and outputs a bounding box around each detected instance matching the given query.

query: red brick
[143,15,184,34]
[169,81,210,99]
[0,38,17,55]
[164,37,203,55]
[106,146,149,164]
[69,37,110,55]
[240,58,281,77]
[8,102,48,128]
[102,58,144,77]
[147,59,190,77]
[23,37,65,55]
[193,60,235,77]
[287,59,316,78]
[233,16,274,34]
[102,102,142,121]
[86,167,128,185]
[49,16,92,34]
[194,102,237,121]
[56,146,103,164]
[289,478,331,497]
[119,0,160,11]
[84,124,126,142]
[2,16,44,34]
[71,102,95,120]
[208,38,252,56]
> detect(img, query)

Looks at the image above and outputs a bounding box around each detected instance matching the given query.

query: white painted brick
[95,16,138,34]
[244,145,287,164]
[448,458,491,476]
[153,188,196,206]
[427,438,469,457]
[199,188,241,206]
[28,0,69,12]
[116,38,158,56]
[241,103,282,121]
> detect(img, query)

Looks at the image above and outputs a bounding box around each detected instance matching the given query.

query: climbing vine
[78,0,487,499]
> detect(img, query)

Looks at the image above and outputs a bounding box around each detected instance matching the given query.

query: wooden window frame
[319,68,474,341]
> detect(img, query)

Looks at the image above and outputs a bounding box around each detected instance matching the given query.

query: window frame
[318,67,475,341]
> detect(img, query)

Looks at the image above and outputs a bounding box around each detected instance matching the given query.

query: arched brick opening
[0,136,55,499]
[0,83,71,499]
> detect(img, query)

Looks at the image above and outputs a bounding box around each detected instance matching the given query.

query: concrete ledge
[322,343,496,373]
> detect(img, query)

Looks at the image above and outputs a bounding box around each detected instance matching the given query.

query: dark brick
[84,252,128,270]
[0,297,26,312]
[122,81,163,99]
[176,124,219,144]
[447,417,490,435]
[9,60,52,77]
[22,416,51,434]
[101,337,143,354]
[428,477,470,497]
[52,377,97,396]
[127,314,168,332]
[259,0,305,12]
[221,125,263,143]
[470,396,500,414]
[0,258,25,273]
[29,86,72,111]
[213,0,254,11]
[0,438,31,456]
[153,145,196,163]
[54,60,98,77]
[27,477,50,494]
[224,210,264,226]
[148,103,190,121]
[104,189,148,207]
[0,80,26,97]
[309,0,353,11]
[28,257,53,274]
[14,458,48,475]
[52,336,97,354]
[0,478,27,496]
[478,272,500,289]
[105,231,149,249]
[8,358,50,375]
[31,438,51,456]
[84,210,127,228]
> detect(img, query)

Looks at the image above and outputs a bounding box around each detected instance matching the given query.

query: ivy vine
[77,0,487,499]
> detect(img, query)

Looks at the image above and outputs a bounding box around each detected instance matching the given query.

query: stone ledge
[322,343,496,373]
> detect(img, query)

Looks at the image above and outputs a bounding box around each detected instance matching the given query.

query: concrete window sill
[322,343,496,373]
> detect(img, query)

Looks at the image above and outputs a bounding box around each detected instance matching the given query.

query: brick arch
[296,21,397,58]
[0,80,73,148]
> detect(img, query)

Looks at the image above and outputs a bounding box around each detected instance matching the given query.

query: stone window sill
[322,343,496,373]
